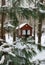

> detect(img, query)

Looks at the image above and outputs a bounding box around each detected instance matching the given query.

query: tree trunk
[34,19,36,42]
[1,13,6,40]
[38,15,42,44]
[1,0,5,40]
[13,29,16,41]
[38,0,43,44]
[38,0,44,50]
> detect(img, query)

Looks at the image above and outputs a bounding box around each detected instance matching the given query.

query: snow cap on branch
[0,55,5,64]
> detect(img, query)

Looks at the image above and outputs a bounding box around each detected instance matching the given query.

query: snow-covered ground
[5,33,45,46]
[5,33,13,45]
[32,33,45,65]
[35,33,45,46]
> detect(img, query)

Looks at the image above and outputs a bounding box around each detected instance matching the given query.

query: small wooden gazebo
[16,23,32,37]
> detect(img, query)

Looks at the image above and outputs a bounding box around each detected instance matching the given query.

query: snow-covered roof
[16,23,26,29]
[16,23,32,29]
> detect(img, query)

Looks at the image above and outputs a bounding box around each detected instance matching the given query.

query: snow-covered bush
[0,37,37,65]
[11,37,37,65]
[0,39,15,65]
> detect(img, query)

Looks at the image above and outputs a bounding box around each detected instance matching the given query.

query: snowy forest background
[0,0,45,65]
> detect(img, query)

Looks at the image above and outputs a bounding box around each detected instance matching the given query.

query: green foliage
[31,10,38,19]
[0,37,44,65]
[37,1,45,19]
[11,37,37,65]
[20,8,32,19]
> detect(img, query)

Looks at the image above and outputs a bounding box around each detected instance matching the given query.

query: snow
[0,39,4,41]
[27,39,35,43]
[30,33,45,63]
[42,25,45,28]
[20,0,29,9]
[0,0,45,64]
[16,22,32,29]
[15,42,26,50]
[0,38,15,57]
[19,3,29,9]
[0,44,13,52]
[8,52,16,57]
[4,31,45,63]
[39,2,45,6]
[19,0,39,10]
[6,60,12,65]
[0,24,1,27]
[2,47,12,52]
[35,33,45,46]
[13,33,45,63]
[0,46,3,51]
[29,2,38,9]
[5,33,13,45]
[16,23,27,29]
[19,0,45,14]
[0,55,5,64]
[0,33,45,65]
[32,50,45,61]
[1,5,8,8]
[4,22,14,28]
[13,38,21,44]
[39,9,45,13]
[6,0,12,7]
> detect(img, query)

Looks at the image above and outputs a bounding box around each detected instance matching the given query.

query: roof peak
[16,23,32,29]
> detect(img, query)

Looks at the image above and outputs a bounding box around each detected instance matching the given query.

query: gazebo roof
[16,23,32,29]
